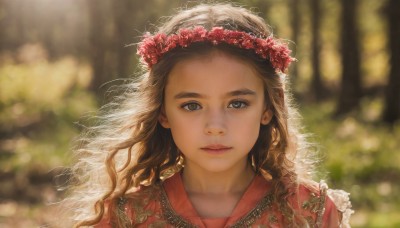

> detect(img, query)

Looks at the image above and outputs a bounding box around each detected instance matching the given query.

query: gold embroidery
[149,220,168,228]
[302,193,321,213]
[124,181,332,228]
[129,185,160,225]
[135,210,154,223]
[159,183,276,228]
[127,180,335,227]
[279,201,294,224]
[305,216,316,227]
[116,197,132,226]
[301,181,329,228]
[228,193,274,228]
[316,181,328,227]
[159,184,198,228]
[268,214,278,223]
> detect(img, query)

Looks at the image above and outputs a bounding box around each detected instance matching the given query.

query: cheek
[235,109,262,140]
[169,123,199,154]
[231,113,261,142]
[244,122,261,142]
[166,113,198,142]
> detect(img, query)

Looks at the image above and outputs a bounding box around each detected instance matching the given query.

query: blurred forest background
[0,0,399,227]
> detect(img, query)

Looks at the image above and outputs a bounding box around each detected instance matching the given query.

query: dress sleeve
[318,181,354,228]
[326,188,354,228]
[95,215,112,228]
[94,197,132,228]
[93,200,114,228]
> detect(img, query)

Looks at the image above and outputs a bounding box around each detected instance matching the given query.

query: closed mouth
[201,144,232,152]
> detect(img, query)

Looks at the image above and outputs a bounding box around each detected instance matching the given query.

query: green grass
[300,99,400,227]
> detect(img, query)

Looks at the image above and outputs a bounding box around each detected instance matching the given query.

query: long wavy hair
[61,3,317,227]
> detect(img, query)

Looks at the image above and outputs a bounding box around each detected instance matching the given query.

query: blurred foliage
[0,44,96,173]
[301,100,400,227]
[0,45,97,225]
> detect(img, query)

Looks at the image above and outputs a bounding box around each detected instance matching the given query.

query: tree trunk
[383,0,400,124]
[310,0,326,101]
[335,0,362,116]
[0,0,5,51]
[112,0,136,78]
[289,0,300,81]
[87,0,113,97]
[112,0,177,79]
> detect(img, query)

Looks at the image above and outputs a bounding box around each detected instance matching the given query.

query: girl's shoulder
[96,184,165,227]
[295,180,354,228]
[97,178,353,228]
[121,184,164,222]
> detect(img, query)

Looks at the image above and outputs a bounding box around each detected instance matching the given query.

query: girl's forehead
[165,50,264,95]
[169,50,258,77]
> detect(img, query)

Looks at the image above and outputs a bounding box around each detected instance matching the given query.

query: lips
[201,144,232,153]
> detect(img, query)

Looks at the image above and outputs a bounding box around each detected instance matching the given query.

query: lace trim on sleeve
[327,188,354,228]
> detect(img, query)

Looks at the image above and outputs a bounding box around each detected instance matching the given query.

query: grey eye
[182,103,201,111]
[228,101,248,109]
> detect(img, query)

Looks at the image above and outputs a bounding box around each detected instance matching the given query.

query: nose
[204,109,227,136]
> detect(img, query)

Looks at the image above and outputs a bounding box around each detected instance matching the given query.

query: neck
[181,162,255,195]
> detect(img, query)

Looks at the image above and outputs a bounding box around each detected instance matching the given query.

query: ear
[261,109,273,125]
[158,106,170,128]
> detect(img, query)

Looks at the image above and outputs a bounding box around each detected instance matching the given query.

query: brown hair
[63,3,316,227]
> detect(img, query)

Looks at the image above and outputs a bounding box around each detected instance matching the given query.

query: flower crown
[137,26,295,73]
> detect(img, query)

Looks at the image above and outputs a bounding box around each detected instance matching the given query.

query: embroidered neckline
[229,193,275,228]
[159,184,197,228]
[159,183,275,228]
[119,177,334,227]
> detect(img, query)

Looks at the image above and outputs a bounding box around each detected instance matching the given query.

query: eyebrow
[173,88,257,99]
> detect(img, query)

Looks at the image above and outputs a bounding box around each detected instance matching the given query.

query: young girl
[63,3,353,228]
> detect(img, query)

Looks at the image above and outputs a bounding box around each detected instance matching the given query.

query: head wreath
[137,26,295,73]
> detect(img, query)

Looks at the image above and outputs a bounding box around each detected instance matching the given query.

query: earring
[160,152,185,180]
[251,154,273,181]
[175,152,185,170]
[251,154,257,170]
[260,169,273,181]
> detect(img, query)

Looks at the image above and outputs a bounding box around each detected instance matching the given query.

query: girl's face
[159,50,272,174]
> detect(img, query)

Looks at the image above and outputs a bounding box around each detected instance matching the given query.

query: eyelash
[228,100,249,109]
[181,102,201,111]
[181,100,249,111]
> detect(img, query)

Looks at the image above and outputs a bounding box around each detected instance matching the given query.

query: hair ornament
[137,26,295,73]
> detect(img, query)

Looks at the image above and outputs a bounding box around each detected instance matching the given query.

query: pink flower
[192,27,208,42]
[208,27,226,45]
[164,35,179,52]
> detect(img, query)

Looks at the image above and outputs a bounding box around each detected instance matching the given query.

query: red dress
[97,173,353,227]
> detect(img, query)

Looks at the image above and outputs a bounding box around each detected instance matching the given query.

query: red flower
[192,26,207,42]
[208,27,226,45]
